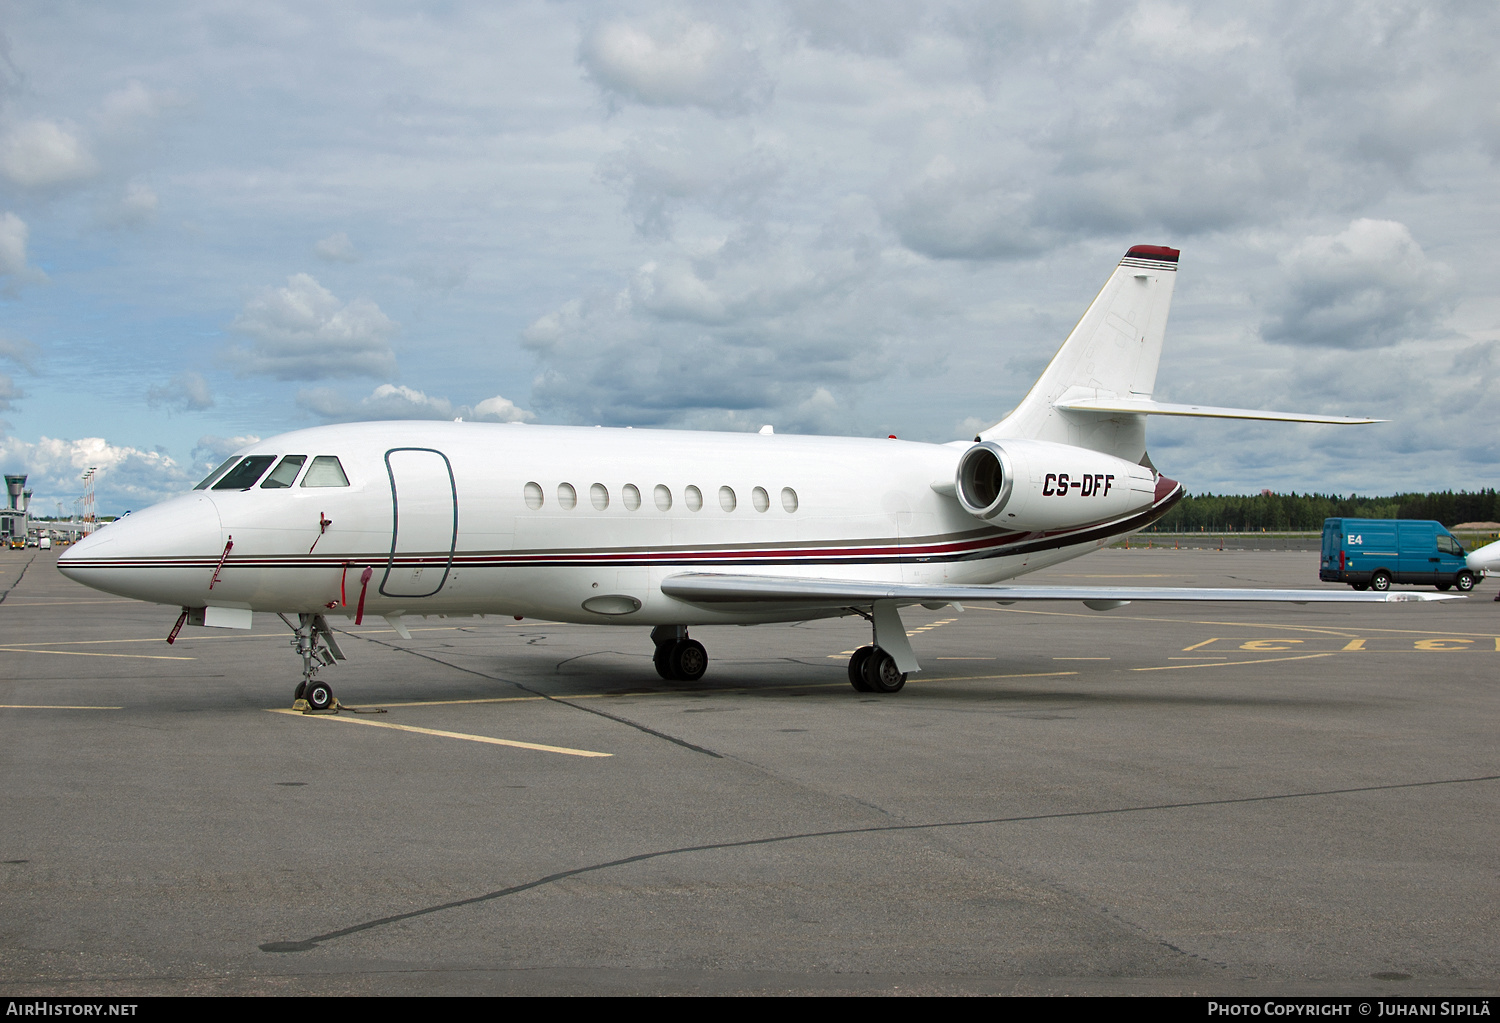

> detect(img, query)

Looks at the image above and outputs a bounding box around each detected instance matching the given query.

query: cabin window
[781,487,799,513]
[751,486,769,513]
[558,483,577,509]
[194,458,239,490]
[300,456,350,487]
[622,484,641,511]
[591,483,610,510]
[212,455,278,491]
[1438,535,1463,555]
[685,485,703,511]
[719,486,737,512]
[524,482,544,510]
[654,484,673,511]
[260,455,307,489]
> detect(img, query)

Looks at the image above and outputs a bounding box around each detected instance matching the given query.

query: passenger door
[380,448,458,599]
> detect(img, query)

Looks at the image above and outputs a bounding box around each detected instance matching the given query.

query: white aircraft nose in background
[1466,538,1500,575]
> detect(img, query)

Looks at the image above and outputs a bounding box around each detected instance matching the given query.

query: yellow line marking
[0,646,193,661]
[1181,638,1220,651]
[1169,656,1228,660]
[973,604,1500,640]
[1133,653,1337,672]
[0,704,123,710]
[1343,639,1366,651]
[266,709,611,757]
[936,656,994,660]
[1053,656,1110,660]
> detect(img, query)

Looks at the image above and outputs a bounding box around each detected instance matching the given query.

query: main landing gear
[651,625,708,682]
[283,613,346,711]
[847,645,907,693]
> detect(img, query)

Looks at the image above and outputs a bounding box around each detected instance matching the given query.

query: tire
[848,646,875,692]
[1351,583,1369,591]
[294,681,307,701]
[1370,571,1392,592]
[1437,583,1452,591]
[653,643,674,680]
[670,639,708,682]
[862,649,907,694]
[305,680,334,711]
[1456,571,1476,592]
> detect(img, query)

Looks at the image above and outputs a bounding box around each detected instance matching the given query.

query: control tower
[3,474,26,541]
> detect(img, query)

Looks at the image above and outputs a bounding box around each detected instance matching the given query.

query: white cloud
[314,231,359,263]
[0,373,22,413]
[0,435,193,513]
[1260,219,1455,349]
[190,435,260,474]
[296,383,533,423]
[580,16,771,115]
[0,118,98,188]
[0,335,39,371]
[0,212,42,292]
[145,371,214,412]
[227,273,397,380]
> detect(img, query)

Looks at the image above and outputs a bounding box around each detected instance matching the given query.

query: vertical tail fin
[985,245,1179,461]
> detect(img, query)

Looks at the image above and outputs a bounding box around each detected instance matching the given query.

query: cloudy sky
[2,1,1498,515]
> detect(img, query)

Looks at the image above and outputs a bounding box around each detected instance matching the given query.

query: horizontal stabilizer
[661,573,1454,609]
[1052,397,1383,425]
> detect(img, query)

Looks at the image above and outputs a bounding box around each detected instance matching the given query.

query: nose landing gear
[283,613,345,711]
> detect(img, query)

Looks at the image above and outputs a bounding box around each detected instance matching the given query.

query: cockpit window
[212,455,278,491]
[300,456,350,488]
[193,458,239,490]
[260,455,307,489]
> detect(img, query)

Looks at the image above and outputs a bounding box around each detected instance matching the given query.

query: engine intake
[955,440,1159,532]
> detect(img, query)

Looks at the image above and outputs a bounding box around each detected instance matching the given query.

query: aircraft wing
[1051,397,1383,425]
[660,572,1458,610]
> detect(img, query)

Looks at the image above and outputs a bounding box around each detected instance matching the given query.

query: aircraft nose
[1464,539,1500,573]
[58,494,224,603]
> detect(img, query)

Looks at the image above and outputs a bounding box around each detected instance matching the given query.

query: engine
[954,439,1160,531]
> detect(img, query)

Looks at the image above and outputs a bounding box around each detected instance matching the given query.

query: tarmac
[0,546,1496,996]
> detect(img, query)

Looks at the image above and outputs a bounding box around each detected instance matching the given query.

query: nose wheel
[284,613,345,711]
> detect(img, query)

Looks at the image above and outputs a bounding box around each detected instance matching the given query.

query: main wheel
[847,645,875,692]
[1370,571,1392,592]
[305,680,335,711]
[862,648,907,694]
[1455,571,1476,592]
[294,681,307,701]
[670,639,708,682]
[653,643,674,680]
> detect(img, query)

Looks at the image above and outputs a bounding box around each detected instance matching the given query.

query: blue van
[1321,518,1476,592]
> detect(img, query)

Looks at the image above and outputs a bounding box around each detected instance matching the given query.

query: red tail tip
[1126,245,1179,262]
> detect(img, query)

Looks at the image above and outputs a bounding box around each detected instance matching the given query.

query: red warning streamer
[208,536,233,590]
[354,566,373,625]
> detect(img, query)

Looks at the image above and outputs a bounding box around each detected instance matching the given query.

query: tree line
[1144,490,1500,532]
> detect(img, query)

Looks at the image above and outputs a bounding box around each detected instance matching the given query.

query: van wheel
[1456,571,1476,592]
[1437,583,1452,591]
[1370,572,1392,592]
[1351,583,1369,591]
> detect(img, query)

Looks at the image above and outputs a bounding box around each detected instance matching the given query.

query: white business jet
[59,245,1453,709]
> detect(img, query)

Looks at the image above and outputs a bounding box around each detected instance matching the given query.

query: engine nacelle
[954,439,1160,531]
